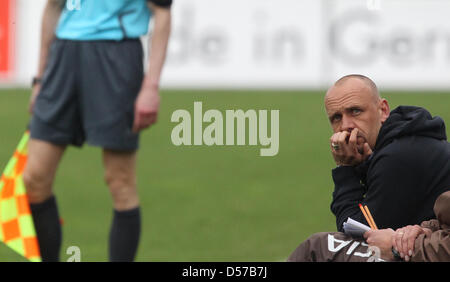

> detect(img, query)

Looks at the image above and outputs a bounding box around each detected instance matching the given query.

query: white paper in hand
[343,217,371,237]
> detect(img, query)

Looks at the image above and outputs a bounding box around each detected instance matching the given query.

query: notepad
[343,217,371,237]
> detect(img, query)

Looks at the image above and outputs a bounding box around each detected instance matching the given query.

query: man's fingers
[349,128,358,144]
[392,230,398,253]
[402,226,413,259]
[132,111,141,133]
[330,133,340,151]
[348,128,359,154]
[337,131,350,145]
[406,233,415,259]
[330,132,339,144]
[29,85,40,115]
[143,112,158,126]
[330,130,372,166]
[405,227,419,256]
[148,112,158,125]
[337,131,351,156]
[395,228,405,258]
[330,131,350,149]
[402,226,419,261]
[363,143,373,158]
[133,111,158,133]
[407,225,422,258]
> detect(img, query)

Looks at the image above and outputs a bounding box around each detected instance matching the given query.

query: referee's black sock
[29,195,62,262]
[108,207,141,262]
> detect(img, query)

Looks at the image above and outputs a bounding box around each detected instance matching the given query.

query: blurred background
[0,0,449,261]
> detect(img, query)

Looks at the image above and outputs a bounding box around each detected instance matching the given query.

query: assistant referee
[24,0,172,262]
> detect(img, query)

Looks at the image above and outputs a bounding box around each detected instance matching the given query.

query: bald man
[325,74,450,232]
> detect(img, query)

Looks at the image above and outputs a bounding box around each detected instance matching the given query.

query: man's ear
[379,99,390,123]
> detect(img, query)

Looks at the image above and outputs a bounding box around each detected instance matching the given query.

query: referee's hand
[29,84,41,114]
[132,87,160,133]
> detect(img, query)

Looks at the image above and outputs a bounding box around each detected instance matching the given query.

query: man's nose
[341,115,356,132]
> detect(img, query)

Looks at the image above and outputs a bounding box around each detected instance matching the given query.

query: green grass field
[0,88,449,262]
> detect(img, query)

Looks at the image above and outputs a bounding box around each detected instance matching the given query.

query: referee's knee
[23,168,53,204]
[104,170,138,210]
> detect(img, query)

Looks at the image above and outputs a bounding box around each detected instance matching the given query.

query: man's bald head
[326,74,380,103]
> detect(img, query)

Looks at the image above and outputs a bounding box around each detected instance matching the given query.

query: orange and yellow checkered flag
[0,131,41,262]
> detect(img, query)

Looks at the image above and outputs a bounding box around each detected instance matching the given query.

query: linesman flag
[0,131,41,262]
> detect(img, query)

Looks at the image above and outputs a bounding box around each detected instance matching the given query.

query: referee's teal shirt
[56,0,151,40]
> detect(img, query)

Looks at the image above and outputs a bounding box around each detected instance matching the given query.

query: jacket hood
[374,106,447,151]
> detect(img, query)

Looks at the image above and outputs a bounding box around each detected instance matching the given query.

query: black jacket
[331,106,450,232]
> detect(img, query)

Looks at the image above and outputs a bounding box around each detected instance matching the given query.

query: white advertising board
[6,0,450,90]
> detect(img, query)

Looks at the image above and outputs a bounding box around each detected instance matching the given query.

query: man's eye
[352,109,361,115]
[332,115,342,122]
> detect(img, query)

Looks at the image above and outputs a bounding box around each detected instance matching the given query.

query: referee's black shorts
[30,38,144,151]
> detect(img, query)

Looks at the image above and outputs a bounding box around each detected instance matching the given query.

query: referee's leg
[103,149,141,262]
[23,139,65,262]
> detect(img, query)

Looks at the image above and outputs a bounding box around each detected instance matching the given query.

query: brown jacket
[412,191,450,262]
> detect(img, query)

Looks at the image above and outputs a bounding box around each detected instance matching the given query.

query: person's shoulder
[371,135,448,169]
[378,134,447,156]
